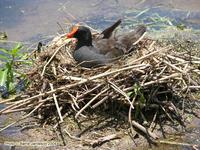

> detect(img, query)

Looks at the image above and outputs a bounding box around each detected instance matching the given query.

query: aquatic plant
[0,43,30,98]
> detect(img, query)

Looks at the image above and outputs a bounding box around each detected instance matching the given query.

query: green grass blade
[0,68,8,86]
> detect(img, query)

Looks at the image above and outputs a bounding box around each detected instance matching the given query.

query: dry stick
[71,102,78,112]
[68,93,80,109]
[0,63,148,115]
[2,107,32,114]
[49,83,63,123]
[192,69,200,75]
[64,129,82,141]
[120,112,159,140]
[165,54,186,63]
[160,106,174,123]
[92,84,129,109]
[190,55,200,61]
[77,84,103,101]
[128,96,137,137]
[0,102,44,132]
[92,84,126,108]
[91,96,109,109]
[160,59,186,74]
[62,76,86,81]
[142,73,180,87]
[166,53,200,64]
[64,129,122,146]
[0,99,33,114]
[0,94,23,104]
[88,133,122,146]
[148,41,156,51]
[183,63,189,73]
[132,32,147,45]
[186,86,200,90]
[157,140,200,149]
[126,46,170,66]
[0,95,54,115]
[149,111,158,132]
[157,66,167,77]
[53,114,70,129]
[108,81,134,109]
[2,97,54,114]
[2,101,57,114]
[51,62,57,76]
[131,120,158,139]
[75,88,109,119]
[64,46,74,59]
[123,73,181,92]
[41,43,66,78]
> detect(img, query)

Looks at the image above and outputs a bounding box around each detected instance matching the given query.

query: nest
[1,31,200,142]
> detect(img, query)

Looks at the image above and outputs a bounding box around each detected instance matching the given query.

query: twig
[128,95,136,137]
[0,96,53,115]
[49,83,63,123]
[160,106,174,123]
[0,102,44,132]
[1,64,148,111]
[75,88,109,118]
[64,129,122,147]
[143,73,180,86]
[91,96,109,109]
[160,59,186,74]
[64,129,82,140]
[131,120,159,139]
[77,84,103,101]
[0,94,23,104]
[157,140,200,149]
[126,46,171,66]
[88,133,122,147]
[41,43,66,78]
[109,81,134,109]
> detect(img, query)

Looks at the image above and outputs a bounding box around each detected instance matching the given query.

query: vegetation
[0,43,30,98]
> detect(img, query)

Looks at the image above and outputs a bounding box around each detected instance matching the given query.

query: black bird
[67,20,146,68]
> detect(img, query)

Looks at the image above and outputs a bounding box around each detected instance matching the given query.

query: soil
[0,100,200,150]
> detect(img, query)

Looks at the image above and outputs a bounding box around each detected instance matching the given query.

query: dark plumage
[67,20,146,68]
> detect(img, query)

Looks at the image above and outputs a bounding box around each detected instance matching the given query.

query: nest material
[1,32,200,141]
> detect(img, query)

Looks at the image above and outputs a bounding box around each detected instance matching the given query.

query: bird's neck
[75,39,93,50]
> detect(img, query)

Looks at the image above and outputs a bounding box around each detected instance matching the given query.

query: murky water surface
[0,0,200,42]
[0,0,200,149]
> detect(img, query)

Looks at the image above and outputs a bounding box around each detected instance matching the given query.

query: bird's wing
[117,25,146,50]
[73,46,110,68]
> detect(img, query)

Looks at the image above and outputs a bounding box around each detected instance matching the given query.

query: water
[0,0,200,42]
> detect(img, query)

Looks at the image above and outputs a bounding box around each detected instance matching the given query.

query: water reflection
[0,0,200,42]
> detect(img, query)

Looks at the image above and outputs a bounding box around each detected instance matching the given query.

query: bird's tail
[118,25,147,50]
[101,19,122,39]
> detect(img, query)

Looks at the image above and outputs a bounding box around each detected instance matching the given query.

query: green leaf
[0,68,8,86]
[127,91,133,97]
[20,53,29,60]
[0,54,9,61]
[0,48,10,55]
[8,81,15,92]
[11,43,22,56]
[5,62,14,89]
[16,60,33,65]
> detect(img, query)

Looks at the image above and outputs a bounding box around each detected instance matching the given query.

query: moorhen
[67,21,146,68]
